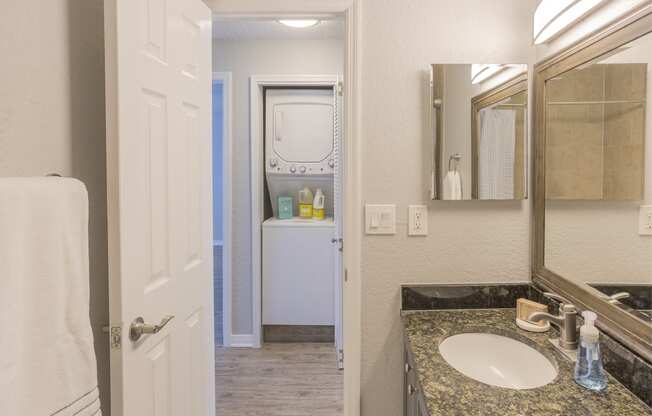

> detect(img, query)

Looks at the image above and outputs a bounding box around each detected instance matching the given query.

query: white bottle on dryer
[313,188,325,220]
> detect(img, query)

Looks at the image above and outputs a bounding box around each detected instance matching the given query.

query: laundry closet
[262,85,343,359]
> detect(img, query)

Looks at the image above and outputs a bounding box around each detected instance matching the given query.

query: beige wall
[0,0,109,414]
[359,0,537,414]
[213,38,344,334]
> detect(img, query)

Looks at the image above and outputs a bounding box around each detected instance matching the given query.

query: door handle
[331,238,343,252]
[129,315,174,342]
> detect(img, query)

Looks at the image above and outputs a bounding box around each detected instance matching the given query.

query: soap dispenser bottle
[574,311,607,391]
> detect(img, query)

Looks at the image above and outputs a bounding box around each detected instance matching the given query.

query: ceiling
[212,18,345,41]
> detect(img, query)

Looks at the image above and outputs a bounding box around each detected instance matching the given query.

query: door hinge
[344,269,348,282]
[338,349,344,366]
[337,81,343,96]
[110,326,122,350]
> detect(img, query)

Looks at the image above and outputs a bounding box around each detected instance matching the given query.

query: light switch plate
[365,204,396,235]
[408,205,428,236]
[639,205,652,235]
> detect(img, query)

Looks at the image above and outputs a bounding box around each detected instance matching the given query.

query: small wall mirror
[429,64,528,200]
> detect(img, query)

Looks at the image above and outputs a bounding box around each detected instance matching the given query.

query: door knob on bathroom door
[129,315,175,342]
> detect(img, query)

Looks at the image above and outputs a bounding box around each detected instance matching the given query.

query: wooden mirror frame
[471,72,528,199]
[532,5,652,362]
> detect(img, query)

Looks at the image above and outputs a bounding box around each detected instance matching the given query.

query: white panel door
[104,1,214,415]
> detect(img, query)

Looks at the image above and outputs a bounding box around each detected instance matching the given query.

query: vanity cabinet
[404,344,429,416]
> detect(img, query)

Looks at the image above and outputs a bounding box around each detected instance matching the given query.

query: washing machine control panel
[266,158,335,176]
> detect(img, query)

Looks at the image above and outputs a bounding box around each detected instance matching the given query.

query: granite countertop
[402,309,652,416]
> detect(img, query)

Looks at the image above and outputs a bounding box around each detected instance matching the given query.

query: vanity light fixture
[533,0,606,45]
[278,19,320,28]
[471,64,504,84]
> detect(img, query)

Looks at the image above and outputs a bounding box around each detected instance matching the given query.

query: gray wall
[0,0,109,414]
[213,38,344,334]
[213,82,224,243]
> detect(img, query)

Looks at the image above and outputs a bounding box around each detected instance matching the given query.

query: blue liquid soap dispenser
[574,311,607,391]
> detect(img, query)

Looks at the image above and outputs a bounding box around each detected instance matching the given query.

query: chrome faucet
[528,292,578,350]
[603,291,630,304]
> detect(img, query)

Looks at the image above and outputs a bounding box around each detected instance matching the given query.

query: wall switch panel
[408,205,428,236]
[639,205,652,236]
[365,204,396,235]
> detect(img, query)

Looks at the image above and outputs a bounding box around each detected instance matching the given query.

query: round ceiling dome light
[278,19,320,29]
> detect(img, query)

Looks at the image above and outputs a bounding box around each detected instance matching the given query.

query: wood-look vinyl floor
[215,343,343,416]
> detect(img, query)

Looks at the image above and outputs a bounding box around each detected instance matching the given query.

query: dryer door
[266,89,334,166]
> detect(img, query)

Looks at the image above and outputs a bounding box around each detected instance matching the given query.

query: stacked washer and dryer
[262,88,341,339]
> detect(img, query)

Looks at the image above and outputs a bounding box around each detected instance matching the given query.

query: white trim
[250,74,340,349]
[227,334,256,348]
[212,4,361,415]
[212,71,233,347]
[342,4,362,414]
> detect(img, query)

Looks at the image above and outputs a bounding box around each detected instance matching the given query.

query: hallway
[215,343,343,416]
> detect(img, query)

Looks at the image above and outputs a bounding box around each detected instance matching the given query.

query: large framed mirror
[533,6,652,361]
[429,64,528,200]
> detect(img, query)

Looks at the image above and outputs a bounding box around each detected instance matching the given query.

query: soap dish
[516,318,550,333]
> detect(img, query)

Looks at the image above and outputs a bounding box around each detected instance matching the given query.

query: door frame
[212,3,361,415]
[250,74,340,350]
[212,71,233,347]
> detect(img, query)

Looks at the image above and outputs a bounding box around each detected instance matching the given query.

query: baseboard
[263,325,335,343]
[227,334,255,347]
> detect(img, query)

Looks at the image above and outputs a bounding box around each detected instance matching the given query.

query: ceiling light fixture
[533,0,605,45]
[278,19,320,29]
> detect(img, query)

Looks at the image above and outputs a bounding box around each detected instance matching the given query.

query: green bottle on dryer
[277,196,293,219]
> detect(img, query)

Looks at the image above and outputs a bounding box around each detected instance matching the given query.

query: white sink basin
[438,333,557,389]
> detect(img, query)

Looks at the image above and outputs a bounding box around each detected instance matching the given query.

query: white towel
[0,178,101,416]
[443,171,462,200]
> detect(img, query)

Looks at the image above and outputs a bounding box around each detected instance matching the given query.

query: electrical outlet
[639,205,652,236]
[408,205,428,236]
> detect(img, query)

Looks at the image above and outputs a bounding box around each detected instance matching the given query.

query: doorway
[102,1,360,414]
[212,17,345,415]
[212,72,232,348]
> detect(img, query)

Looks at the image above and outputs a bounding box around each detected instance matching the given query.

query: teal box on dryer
[277,196,293,219]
